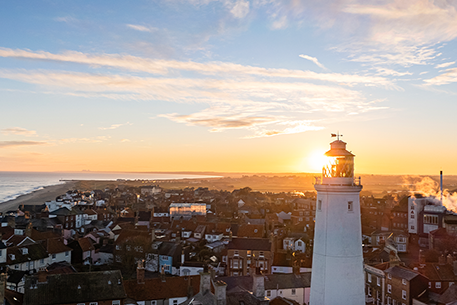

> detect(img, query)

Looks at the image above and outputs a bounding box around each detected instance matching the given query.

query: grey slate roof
[24,270,126,305]
[218,273,311,292]
[227,238,271,251]
[385,265,421,281]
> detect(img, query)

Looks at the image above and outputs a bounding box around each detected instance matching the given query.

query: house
[224,238,273,276]
[68,237,95,265]
[23,270,126,305]
[371,230,409,253]
[124,261,201,305]
[364,263,389,304]
[384,265,429,305]
[237,224,265,238]
[413,256,457,295]
[4,243,49,272]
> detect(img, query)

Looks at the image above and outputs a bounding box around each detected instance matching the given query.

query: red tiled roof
[44,238,73,254]
[78,237,94,252]
[237,224,264,238]
[124,275,200,301]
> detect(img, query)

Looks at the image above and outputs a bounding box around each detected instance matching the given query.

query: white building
[310,138,365,305]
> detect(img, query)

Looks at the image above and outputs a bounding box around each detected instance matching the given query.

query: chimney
[214,280,227,305]
[37,272,47,283]
[252,267,265,299]
[447,254,453,265]
[187,276,194,298]
[200,266,211,294]
[160,265,166,282]
[0,273,6,302]
[181,250,185,265]
[439,254,446,265]
[293,262,300,275]
[25,222,33,237]
[440,171,443,203]
[137,260,145,284]
[419,250,426,265]
[453,261,457,276]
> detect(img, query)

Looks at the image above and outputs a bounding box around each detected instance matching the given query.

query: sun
[301,150,327,173]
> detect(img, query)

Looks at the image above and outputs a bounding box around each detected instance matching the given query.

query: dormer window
[21,248,28,255]
[9,254,15,260]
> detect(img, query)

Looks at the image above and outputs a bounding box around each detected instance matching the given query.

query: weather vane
[331,132,343,140]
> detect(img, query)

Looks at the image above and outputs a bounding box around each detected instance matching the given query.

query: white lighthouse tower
[310,136,365,305]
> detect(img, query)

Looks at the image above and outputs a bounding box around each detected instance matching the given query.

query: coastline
[0,181,77,213]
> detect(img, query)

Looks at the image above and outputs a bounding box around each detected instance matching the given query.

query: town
[0,172,456,305]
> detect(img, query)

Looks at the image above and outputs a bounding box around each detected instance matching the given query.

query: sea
[0,171,219,203]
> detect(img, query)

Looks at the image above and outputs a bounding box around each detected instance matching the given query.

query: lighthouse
[310,136,365,305]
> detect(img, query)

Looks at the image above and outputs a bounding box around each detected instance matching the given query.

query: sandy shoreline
[0,181,77,213]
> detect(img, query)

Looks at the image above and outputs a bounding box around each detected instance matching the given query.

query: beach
[0,181,77,213]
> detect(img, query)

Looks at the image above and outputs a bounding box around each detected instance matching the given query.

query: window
[234,251,239,257]
[40,259,44,264]
[368,273,372,282]
[377,277,381,286]
[387,297,391,305]
[348,201,353,211]
[233,260,238,269]
[247,250,251,257]
[318,200,322,211]
[259,251,264,258]
[52,254,56,260]
[266,290,271,297]
[436,282,441,288]
[112,301,121,305]
[115,245,120,250]
[65,251,69,257]
[89,303,98,305]
[402,279,406,285]
[367,286,371,296]
[388,273,392,279]
[387,284,392,293]
[402,290,406,300]
[393,300,396,305]
[291,288,296,295]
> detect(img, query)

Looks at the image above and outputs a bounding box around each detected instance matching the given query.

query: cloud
[435,61,455,69]
[0,68,388,137]
[160,112,279,132]
[423,68,457,86]
[0,141,47,148]
[375,68,412,77]
[271,15,288,29]
[126,24,158,33]
[120,139,130,142]
[340,0,457,66]
[0,48,396,88]
[54,16,79,23]
[99,122,133,130]
[299,54,327,70]
[59,136,110,144]
[1,127,36,136]
[229,0,250,19]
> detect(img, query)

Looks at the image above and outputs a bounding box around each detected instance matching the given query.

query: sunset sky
[1,0,457,175]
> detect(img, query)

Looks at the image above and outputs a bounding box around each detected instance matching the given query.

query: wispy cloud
[0,48,396,88]
[0,141,47,148]
[299,55,327,70]
[0,67,388,137]
[126,24,158,33]
[229,0,250,19]
[423,68,457,86]
[436,61,455,69]
[1,127,36,136]
[99,122,133,130]
[374,68,412,77]
[59,136,110,144]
